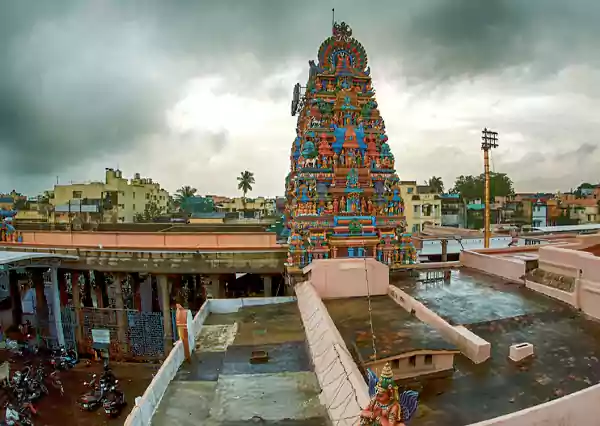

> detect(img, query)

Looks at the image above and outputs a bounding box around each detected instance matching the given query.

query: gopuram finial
[333,21,352,42]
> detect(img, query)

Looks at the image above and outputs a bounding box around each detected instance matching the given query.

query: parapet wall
[387,285,490,364]
[471,382,600,426]
[295,281,370,426]
[460,250,527,283]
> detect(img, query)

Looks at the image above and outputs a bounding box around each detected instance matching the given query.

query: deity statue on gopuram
[284,21,418,273]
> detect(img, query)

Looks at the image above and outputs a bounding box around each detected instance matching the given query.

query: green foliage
[574,182,596,198]
[134,201,164,223]
[175,186,197,210]
[426,176,444,193]
[237,170,255,208]
[451,173,514,202]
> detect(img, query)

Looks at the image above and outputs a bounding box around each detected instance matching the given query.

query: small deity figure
[367,200,374,214]
[346,168,359,188]
[361,197,367,213]
[340,196,346,212]
[327,80,335,92]
[333,198,339,214]
[360,363,405,426]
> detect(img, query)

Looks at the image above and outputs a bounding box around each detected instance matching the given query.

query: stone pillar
[32,269,49,343]
[175,304,191,362]
[58,269,69,307]
[50,268,65,347]
[211,276,222,299]
[112,273,129,357]
[263,275,272,298]
[140,275,152,312]
[441,239,448,262]
[157,274,173,353]
[131,272,142,311]
[70,271,84,353]
[9,270,23,327]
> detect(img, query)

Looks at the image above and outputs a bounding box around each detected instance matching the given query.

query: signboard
[91,329,110,350]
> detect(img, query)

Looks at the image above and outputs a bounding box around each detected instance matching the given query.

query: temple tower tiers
[284,21,418,273]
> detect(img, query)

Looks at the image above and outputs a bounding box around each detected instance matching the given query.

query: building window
[407,187,413,194]
[424,354,433,365]
[133,204,136,211]
[412,224,419,233]
[146,193,150,199]
[391,359,399,369]
[132,192,135,199]
[408,355,416,367]
[118,204,124,209]
[72,191,82,199]
[413,205,419,214]
[118,217,124,222]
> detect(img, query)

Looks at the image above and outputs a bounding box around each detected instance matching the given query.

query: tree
[426,176,444,194]
[574,182,595,198]
[174,186,197,212]
[237,171,255,210]
[451,173,514,202]
[134,201,164,223]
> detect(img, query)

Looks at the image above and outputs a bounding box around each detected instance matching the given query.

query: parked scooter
[77,374,110,411]
[3,401,36,426]
[102,380,126,418]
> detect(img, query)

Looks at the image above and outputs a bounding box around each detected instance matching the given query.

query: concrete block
[509,342,534,362]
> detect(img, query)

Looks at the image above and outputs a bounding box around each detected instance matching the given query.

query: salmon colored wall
[387,285,490,364]
[295,281,369,426]
[303,258,389,299]
[460,251,527,283]
[470,382,600,426]
[7,230,282,250]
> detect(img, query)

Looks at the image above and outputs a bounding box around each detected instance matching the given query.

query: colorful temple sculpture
[0,210,18,242]
[285,21,417,272]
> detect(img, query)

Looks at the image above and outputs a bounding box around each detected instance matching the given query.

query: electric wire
[364,255,377,366]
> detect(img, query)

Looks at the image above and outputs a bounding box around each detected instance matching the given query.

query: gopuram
[285,21,417,273]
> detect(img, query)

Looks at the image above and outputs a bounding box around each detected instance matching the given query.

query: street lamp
[481,128,499,248]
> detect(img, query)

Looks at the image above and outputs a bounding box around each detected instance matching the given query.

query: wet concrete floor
[152,302,328,426]
[391,269,600,425]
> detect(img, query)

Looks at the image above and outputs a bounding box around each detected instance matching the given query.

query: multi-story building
[531,199,548,228]
[399,181,442,234]
[53,168,170,223]
[439,194,466,228]
[216,197,277,218]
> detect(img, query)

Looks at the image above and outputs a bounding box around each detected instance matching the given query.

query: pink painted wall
[303,258,389,299]
[471,382,600,426]
[387,285,490,364]
[4,230,282,250]
[295,281,369,426]
[460,250,527,283]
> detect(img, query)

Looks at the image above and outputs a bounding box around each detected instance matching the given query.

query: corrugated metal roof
[0,251,78,266]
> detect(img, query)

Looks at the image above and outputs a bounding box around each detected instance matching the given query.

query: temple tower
[285,22,417,273]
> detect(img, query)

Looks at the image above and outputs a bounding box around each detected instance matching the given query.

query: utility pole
[481,128,499,248]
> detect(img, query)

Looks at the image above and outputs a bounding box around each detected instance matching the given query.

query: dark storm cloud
[2,0,600,187]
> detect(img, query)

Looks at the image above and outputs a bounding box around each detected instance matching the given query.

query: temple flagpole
[332,8,335,32]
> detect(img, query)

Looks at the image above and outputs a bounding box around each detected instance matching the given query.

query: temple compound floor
[391,269,600,425]
[151,302,328,426]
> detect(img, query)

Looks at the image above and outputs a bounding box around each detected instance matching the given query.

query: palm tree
[427,176,444,194]
[237,171,255,211]
[175,186,197,210]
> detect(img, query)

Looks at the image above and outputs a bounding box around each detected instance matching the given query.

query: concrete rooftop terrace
[152,301,328,426]
[392,269,600,426]
[324,296,457,363]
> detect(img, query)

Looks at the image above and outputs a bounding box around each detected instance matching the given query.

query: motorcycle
[3,401,36,426]
[48,370,64,396]
[102,380,126,418]
[49,348,78,371]
[77,375,110,411]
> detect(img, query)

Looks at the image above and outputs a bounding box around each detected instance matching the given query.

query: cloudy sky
[1,0,599,197]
